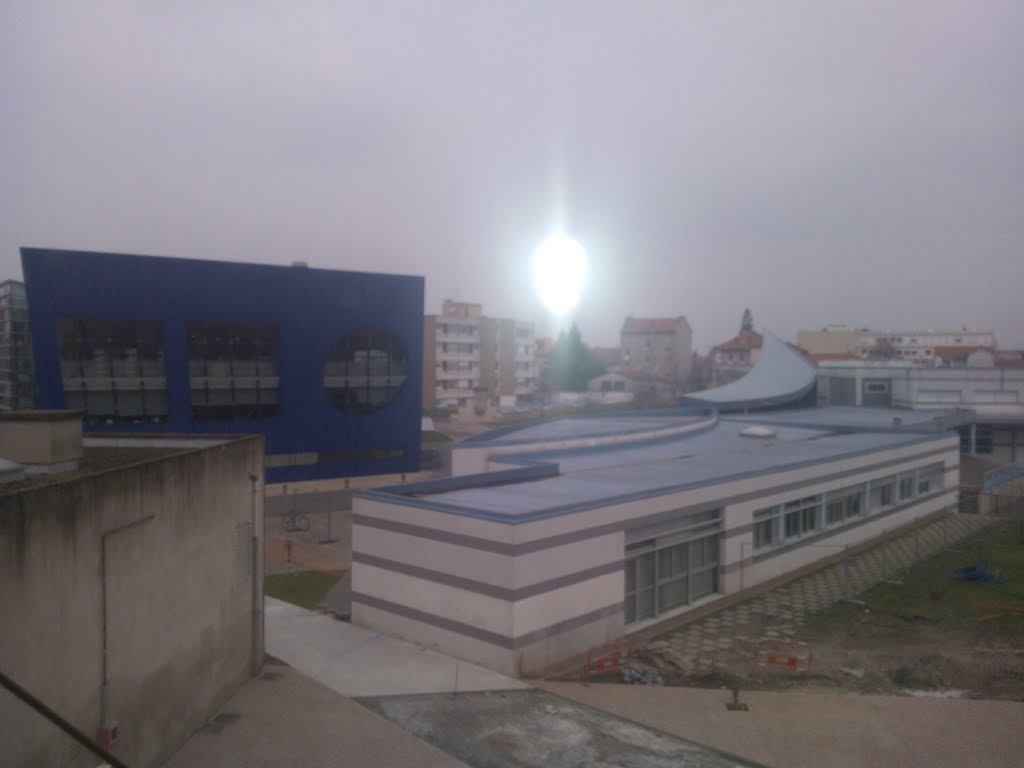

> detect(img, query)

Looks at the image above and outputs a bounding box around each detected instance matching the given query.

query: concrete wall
[0,436,264,768]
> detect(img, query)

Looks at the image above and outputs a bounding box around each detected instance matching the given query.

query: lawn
[264,570,343,609]
[849,521,1024,634]
[421,430,453,443]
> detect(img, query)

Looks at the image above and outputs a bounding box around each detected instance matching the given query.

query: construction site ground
[601,514,1024,702]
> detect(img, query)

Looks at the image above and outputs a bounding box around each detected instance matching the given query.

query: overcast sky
[2,1,1022,350]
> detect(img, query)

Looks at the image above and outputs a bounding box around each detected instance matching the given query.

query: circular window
[323,328,408,414]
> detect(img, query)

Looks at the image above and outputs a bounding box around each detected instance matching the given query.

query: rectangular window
[826,499,845,525]
[624,530,720,624]
[899,476,915,501]
[880,483,894,507]
[188,322,281,421]
[782,495,819,540]
[753,518,774,549]
[57,316,168,424]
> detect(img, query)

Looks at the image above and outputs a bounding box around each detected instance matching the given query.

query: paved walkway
[541,682,1024,768]
[266,597,529,697]
[162,662,470,768]
[645,512,987,673]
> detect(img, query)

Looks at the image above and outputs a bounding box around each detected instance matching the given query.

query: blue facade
[22,247,423,483]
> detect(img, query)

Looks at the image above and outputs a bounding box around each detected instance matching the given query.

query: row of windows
[437,342,477,355]
[57,317,407,423]
[753,465,944,552]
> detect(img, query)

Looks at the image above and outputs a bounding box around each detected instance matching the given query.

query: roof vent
[740,425,776,439]
[291,260,309,268]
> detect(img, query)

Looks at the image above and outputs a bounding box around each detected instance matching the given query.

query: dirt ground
[623,606,1024,701]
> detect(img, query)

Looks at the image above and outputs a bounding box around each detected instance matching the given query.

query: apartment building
[480,317,536,405]
[620,316,693,393]
[798,325,997,364]
[423,300,536,411]
[0,280,35,410]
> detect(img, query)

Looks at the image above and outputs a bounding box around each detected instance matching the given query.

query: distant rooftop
[622,316,688,334]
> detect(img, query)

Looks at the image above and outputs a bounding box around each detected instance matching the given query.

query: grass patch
[855,522,1024,634]
[421,430,453,443]
[264,570,343,609]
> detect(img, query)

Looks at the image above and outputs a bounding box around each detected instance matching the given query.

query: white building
[798,325,997,364]
[351,406,958,676]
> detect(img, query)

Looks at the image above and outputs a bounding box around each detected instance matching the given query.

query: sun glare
[532,235,587,316]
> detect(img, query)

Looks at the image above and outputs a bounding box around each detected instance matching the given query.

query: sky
[1,1,1022,351]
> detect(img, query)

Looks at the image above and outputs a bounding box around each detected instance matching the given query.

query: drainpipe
[969,423,977,457]
[249,472,264,675]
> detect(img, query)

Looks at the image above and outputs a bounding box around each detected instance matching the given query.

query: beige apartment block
[423,300,536,412]
[620,316,692,394]
[799,325,997,363]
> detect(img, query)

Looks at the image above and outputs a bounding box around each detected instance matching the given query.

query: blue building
[22,247,423,482]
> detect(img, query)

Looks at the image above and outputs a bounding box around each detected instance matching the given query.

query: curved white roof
[685,332,817,411]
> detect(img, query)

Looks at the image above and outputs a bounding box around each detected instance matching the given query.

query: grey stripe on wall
[352,592,623,650]
[355,445,953,557]
[353,551,624,601]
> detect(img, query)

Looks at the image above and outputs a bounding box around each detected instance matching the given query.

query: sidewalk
[540,681,1024,768]
[646,512,986,673]
[265,597,529,697]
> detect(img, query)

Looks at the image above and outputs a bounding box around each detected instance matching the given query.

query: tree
[740,308,754,334]
[547,323,607,391]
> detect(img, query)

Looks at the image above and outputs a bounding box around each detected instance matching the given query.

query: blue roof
[363,406,954,522]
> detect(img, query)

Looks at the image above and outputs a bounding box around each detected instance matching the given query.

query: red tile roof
[718,330,763,351]
[622,317,687,334]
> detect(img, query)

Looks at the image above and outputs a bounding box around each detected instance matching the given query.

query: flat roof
[369,408,954,522]
[720,406,955,431]
[462,411,708,446]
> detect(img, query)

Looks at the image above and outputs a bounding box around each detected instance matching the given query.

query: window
[753,506,778,550]
[188,322,280,420]
[783,496,819,540]
[57,316,168,423]
[826,498,845,525]
[899,475,915,501]
[880,482,894,507]
[324,328,408,414]
[625,529,720,624]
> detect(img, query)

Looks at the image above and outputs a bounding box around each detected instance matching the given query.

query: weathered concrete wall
[0,436,264,768]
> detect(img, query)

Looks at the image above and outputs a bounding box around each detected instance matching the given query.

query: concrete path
[541,681,1024,768]
[162,662,470,768]
[648,512,986,673]
[266,597,529,697]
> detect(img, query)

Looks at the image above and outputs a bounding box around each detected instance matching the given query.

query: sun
[532,235,587,316]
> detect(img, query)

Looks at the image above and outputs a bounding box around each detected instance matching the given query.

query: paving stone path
[643,513,991,674]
